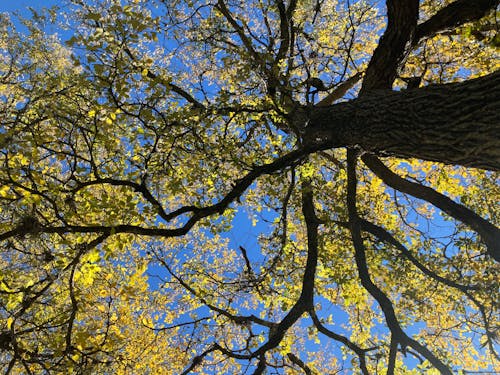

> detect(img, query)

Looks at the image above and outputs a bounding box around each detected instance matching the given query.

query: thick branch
[1,148,310,242]
[358,219,481,291]
[275,0,297,63]
[361,0,419,92]
[346,151,405,343]
[361,155,500,261]
[414,0,499,44]
[387,336,398,375]
[253,183,320,356]
[298,181,320,307]
[316,72,363,107]
[346,149,453,374]
[304,70,500,170]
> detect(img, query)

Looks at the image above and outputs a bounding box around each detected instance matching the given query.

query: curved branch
[1,147,311,242]
[159,257,275,329]
[358,219,480,291]
[414,0,499,44]
[309,310,372,375]
[253,182,320,356]
[286,352,313,375]
[346,149,452,374]
[180,345,218,375]
[361,154,500,262]
[361,0,419,92]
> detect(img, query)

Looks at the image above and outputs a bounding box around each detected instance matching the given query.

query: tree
[0,0,499,373]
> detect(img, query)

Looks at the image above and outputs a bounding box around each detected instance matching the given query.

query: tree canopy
[0,0,499,373]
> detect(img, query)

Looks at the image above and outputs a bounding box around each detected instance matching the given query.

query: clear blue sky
[0,0,60,13]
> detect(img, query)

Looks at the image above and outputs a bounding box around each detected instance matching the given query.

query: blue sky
[1,1,494,373]
[0,0,60,13]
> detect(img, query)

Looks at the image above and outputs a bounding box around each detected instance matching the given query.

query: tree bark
[360,0,418,92]
[303,70,500,171]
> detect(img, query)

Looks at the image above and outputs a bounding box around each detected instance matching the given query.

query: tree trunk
[303,70,500,171]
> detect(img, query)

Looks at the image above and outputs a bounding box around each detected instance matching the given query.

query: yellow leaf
[0,185,11,198]
[0,281,12,293]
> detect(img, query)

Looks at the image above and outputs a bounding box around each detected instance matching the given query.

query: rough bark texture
[361,0,419,92]
[303,70,500,170]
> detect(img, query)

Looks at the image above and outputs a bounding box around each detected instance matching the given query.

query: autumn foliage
[0,0,499,374]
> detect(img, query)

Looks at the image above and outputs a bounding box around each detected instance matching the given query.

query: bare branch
[316,72,364,107]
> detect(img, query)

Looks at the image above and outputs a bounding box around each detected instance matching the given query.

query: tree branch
[414,0,499,44]
[286,352,314,375]
[387,335,398,375]
[70,177,171,222]
[180,345,217,375]
[346,149,453,374]
[216,0,261,62]
[309,310,372,375]
[0,147,310,242]
[361,0,419,92]
[316,72,363,107]
[275,0,298,63]
[252,182,321,357]
[358,219,480,292]
[252,355,267,375]
[361,154,500,262]
[305,70,500,171]
[123,46,205,109]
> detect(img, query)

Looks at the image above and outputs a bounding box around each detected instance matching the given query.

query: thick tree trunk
[303,70,500,171]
